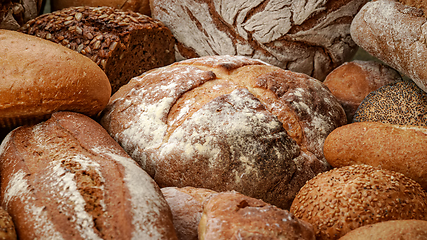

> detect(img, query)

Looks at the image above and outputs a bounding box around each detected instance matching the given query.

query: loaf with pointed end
[0,111,178,240]
[0,0,44,30]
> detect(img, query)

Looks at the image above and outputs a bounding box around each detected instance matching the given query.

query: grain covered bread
[0,30,111,130]
[290,165,427,240]
[161,187,217,240]
[323,122,427,190]
[199,191,315,240]
[0,206,17,240]
[0,111,178,240]
[150,0,368,81]
[323,60,400,122]
[100,55,347,209]
[19,6,175,93]
[51,0,151,16]
[0,0,43,30]
[350,0,427,92]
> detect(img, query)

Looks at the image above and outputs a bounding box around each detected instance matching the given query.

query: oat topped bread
[19,6,176,93]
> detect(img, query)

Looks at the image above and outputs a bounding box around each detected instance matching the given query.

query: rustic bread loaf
[323,122,427,190]
[353,79,427,125]
[339,220,427,240]
[323,60,401,122]
[51,0,151,16]
[161,187,217,240]
[0,0,43,30]
[0,29,111,130]
[150,0,368,81]
[19,6,175,93]
[199,191,315,240]
[100,55,347,209]
[0,206,17,240]
[290,165,427,240]
[350,0,427,92]
[0,111,178,240]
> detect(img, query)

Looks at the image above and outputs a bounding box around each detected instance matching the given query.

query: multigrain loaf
[51,0,151,16]
[100,55,347,209]
[350,0,427,92]
[0,0,44,30]
[0,29,111,130]
[150,0,368,80]
[0,111,178,240]
[290,165,427,240]
[0,206,16,240]
[19,6,175,93]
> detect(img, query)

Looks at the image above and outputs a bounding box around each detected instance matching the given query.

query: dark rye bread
[0,112,178,240]
[0,0,43,30]
[19,6,175,93]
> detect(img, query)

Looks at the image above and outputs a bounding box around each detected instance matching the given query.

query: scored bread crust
[0,112,178,240]
[100,55,346,209]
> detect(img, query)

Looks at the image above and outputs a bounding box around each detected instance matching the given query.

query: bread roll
[323,122,427,190]
[100,55,347,209]
[0,0,43,30]
[0,206,17,240]
[350,0,427,92]
[0,111,178,240]
[290,165,427,240]
[20,6,175,93]
[0,30,111,130]
[199,191,315,240]
[51,0,151,16]
[150,0,368,81]
[323,60,400,122]
[339,220,427,240]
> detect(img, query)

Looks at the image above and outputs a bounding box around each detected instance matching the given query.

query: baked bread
[150,0,368,81]
[350,0,427,92]
[290,165,427,240]
[0,111,178,240]
[199,191,315,240]
[0,29,111,130]
[353,79,427,125]
[161,187,217,240]
[19,6,175,93]
[339,220,427,240]
[323,60,401,122]
[0,0,44,30]
[0,206,17,240]
[51,0,151,16]
[100,55,347,209]
[323,122,427,190]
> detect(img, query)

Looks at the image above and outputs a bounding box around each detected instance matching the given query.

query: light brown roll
[0,0,44,30]
[100,55,347,209]
[290,165,427,240]
[339,220,427,240]
[323,122,427,189]
[350,0,427,92]
[323,60,401,122]
[199,191,315,240]
[0,30,111,130]
[0,111,178,240]
[51,0,151,16]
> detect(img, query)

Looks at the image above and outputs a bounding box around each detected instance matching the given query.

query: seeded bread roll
[199,191,315,240]
[19,6,175,93]
[161,187,217,240]
[0,0,44,30]
[323,60,401,122]
[0,29,111,130]
[0,206,17,240]
[150,0,368,81]
[51,0,151,16]
[0,111,178,240]
[100,55,347,209]
[290,165,427,240]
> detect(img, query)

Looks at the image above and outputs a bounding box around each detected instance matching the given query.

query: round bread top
[101,55,346,209]
[290,165,427,240]
[353,79,427,125]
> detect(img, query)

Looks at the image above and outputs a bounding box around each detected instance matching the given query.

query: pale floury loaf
[150,0,368,80]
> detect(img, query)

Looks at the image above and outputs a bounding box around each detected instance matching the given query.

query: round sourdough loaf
[0,111,178,240]
[290,165,427,240]
[51,0,151,16]
[19,6,175,93]
[0,30,111,130]
[199,191,315,240]
[0,0,43,30]
[150,0,368,81]
[100,55,347,209]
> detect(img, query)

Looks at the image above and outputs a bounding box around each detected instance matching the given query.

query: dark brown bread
[0,111,178,240]
[0,0,44,30]
[19,6,176,93]
[51,0,151,16]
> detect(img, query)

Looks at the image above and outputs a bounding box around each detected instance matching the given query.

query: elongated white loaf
[0,112,178,240]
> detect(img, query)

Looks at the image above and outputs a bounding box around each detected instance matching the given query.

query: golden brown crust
[0,30,111,129]
[290,165,427,240]
[0,207,17,240]
[51,0,151,16]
